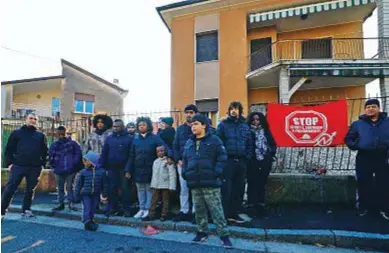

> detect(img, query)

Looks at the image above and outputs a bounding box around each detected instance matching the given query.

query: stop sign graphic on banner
[285,110,328,145]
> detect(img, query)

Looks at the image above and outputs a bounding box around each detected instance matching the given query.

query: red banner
[267,100,348,147]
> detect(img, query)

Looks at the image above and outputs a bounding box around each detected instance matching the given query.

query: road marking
[14,240,45,253]
[1,235,16,243]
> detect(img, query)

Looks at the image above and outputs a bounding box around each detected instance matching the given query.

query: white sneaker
[22,210,35,218]
[134,210,144,219]
[238,213,252,222]
[141,210,149,219]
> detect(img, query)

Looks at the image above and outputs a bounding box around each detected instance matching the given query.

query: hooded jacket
[125,133,172,183]
[216,116,253,160]
[150,157,176,190]
[345,112,389,154]
[158,127,176,150]
[182,133,227,189]
[5,125,48,168]
[83,114,113,154]
[48,137,82,174]
[100,130,133,169]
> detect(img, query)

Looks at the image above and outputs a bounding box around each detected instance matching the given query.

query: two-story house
[157,0,389,124]
[1,59,128,120]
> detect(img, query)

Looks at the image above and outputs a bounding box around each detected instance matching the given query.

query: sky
[0,0,381,113]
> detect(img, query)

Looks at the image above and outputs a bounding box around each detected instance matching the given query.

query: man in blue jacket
[172,104,198,222]
[2,113,48,219]
[182,113,232,248]
[100,119,133,217]
[49,126,82,211]
[217,101,253,223]
[345,99,389,220]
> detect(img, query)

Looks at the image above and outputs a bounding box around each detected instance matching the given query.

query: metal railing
[249,37,389,72]
[251,96,389,175]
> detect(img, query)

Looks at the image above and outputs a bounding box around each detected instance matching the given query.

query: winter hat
[184,104,198,113]
[126,122,136,128]
[83,152,100,167]
[365,99,380,108]
[192,113,209,126]
[161,117,174,126]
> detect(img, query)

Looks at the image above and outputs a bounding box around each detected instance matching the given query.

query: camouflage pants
[191,188,229,237]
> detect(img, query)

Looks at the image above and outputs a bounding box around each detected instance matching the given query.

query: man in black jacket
[216,101,253,223]
[2,113,48,218]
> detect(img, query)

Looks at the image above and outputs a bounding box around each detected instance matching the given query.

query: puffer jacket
[125,133,172,183]
[74,167,108,200]
[83,129,113,155]
[100,130,133,169]
[182,133,227,189]
[216,116,253,159]
[173,123,192,161]
[158,127,176,150]
[48,137,82,174]
[4,125,48,168]
[150,157,176,190]
[345,112,389,155]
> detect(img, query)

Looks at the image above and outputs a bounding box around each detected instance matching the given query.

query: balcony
[249,37,389,72]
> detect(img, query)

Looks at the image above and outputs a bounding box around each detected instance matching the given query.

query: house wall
[12,87,61,117]
[61,64,124,120]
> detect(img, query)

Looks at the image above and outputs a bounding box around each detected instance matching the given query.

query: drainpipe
[377,0,389,110]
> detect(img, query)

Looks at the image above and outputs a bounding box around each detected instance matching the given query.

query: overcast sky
[0,0,381,113]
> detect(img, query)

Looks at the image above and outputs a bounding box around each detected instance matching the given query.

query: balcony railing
[249,37,389,72]
[9,102,59,119]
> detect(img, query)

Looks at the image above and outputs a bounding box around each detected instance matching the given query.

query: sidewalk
[6,192,389,251]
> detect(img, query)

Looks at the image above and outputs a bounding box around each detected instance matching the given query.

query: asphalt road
[1,213,383,253]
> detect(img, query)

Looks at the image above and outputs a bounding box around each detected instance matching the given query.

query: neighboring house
[1,59,128,120]
[157,0,389,123]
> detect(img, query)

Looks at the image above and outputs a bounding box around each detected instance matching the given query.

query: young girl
[147,146,176,221]
[125,117,173,219]
[246,112,277,217]
[74,152,108,231]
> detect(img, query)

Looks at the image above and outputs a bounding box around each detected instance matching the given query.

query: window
[52,98,61,117]
[196,32,218,62]
[74,93,95,114]
[302,38,332,59]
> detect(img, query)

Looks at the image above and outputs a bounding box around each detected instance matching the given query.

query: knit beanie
[161,117,174,126]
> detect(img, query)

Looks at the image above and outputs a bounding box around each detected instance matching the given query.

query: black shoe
[90,221,99,231]
[358,209,368,217]
[84,220,93,231]
[380,211,389,220]
[68,202,77,211]
[142,216,155,221]
[160,216,168,222]
[227,214,246,224]
[173,212,190,222]
[192,213,196,224]
[123,211,132,217]
[52,203,65,211]
[220,236,233,248]
[107,210,121,216]
[192,232,208,243]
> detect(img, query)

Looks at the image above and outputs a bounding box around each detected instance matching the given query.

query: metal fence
[1,97,388,174]
[249,37,389,72]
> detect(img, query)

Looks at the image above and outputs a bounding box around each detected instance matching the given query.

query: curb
[8,205,389,252]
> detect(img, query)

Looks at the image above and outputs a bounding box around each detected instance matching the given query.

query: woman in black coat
[246,112,277,217]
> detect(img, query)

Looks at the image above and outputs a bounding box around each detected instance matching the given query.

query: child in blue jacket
[74,152,108,231]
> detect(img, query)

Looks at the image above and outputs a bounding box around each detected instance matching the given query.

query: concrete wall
[61,64,124,119]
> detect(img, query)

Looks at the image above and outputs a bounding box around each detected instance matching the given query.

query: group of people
[1,98,389,248]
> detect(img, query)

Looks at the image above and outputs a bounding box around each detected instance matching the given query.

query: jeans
[177,165,195,214]
[136,183,152,211]
[55,173,76,204]
[1,165,42,215]
[82,194,100,222]
[355,153,389,212]
[105,169,132,212]
[247,156,273,206]
[221,157,247,218]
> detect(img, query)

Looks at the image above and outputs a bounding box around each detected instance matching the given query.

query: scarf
[251,125,268,161]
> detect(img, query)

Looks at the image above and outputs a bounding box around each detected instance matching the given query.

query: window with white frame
[74,93,95,114]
